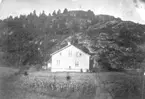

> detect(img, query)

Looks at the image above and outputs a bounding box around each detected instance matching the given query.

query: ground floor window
[75,61,79,67]
[56,60,60,65]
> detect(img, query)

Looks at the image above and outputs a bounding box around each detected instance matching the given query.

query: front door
[69,66,71,69]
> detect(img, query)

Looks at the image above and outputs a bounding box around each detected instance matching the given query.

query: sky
[0,0,145,24]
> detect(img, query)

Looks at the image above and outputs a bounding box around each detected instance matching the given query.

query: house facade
[49,43,90,72]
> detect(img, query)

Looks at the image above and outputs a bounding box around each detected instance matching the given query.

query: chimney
[67,42,71,45]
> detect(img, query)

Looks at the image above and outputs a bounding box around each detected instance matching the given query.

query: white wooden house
[48,42,90,72]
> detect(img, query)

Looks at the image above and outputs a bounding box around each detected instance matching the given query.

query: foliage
[106,74,141,99]
[1,20,42,67]
[87,21,145,70]
[0,9,145,70]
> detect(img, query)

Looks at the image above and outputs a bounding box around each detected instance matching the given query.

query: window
[68,50,72,57]
[76,52,82,57]
[59,52,61,56]
[75,61,79,67]
[69,66,71,69]
[56,60,60,65]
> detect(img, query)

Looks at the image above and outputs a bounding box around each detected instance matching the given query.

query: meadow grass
[1,69,142,99]
[13,72,98,99]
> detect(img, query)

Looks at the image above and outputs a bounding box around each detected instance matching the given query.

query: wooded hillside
[0,9,145,70]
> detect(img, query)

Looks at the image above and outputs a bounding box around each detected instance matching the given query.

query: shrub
[66,75,71,81]
[105,74,141,99]
[24,71,28,76]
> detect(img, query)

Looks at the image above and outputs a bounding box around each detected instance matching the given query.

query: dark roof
[50,44,90,56]
[50,44,71,56]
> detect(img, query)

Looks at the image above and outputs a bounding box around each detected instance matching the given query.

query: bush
[24,71,28,76]
[105,74,141,99]
[66,75,71,81]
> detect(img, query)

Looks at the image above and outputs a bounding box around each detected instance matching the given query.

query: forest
[0,8,145,71]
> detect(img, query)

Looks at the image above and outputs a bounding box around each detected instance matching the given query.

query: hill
[0,9,145,70]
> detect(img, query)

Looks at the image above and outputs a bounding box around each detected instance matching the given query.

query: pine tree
[63,8,68,14]
[52,10,57,16]
[57,9,61,15]
[48,13,51,16]
[33,10,37,16]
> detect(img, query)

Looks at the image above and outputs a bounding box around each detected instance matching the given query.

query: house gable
[50,44,90,72]
[50,44,90,57]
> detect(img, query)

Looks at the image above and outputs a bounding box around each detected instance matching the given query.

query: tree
[48,13,51,16]
[52,10,57,16]
[91,31,145,70]
[32,10,37,16]
[1,20,42,67]
[63,8,68,14]
[87,10,95,18]
[57,9,61,15]
[87,20,145,70]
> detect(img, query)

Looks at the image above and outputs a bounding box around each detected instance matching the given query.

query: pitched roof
[50,44,90,56]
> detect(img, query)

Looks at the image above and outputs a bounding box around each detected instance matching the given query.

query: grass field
[0,67,142,99]
[13,71,131,99]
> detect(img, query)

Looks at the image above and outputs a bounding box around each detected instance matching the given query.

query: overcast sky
[0,0,145,24]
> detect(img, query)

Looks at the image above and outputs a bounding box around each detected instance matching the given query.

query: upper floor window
[68,50,72,57]
[76,52,82,57]
[59,52,62,56]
